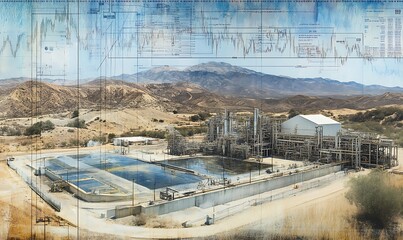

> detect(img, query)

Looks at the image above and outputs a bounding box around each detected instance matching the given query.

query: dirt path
[0,161,66,239]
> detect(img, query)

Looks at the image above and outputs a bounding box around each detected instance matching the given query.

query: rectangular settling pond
[48,154,203,190]
[167,156,271,179]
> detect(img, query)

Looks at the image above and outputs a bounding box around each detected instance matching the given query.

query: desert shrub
[132,213,147,226]
[41,120,55,130]
[175,126,207,137]
[0,126,22,136]
[91,135,107,144]
[44,142,55,149]
[197,112,211,121]
[172,110,178,114]
[13,128,22,136]
[349,107,403,123]
[66,118,86,128]
[190,112,211,122]
[24,120,55,136]
[131,214,179,228]
[190,114,200,122]
[120,130,166,139]
[346,169,403,228]
[288,109,299,119]
[20,140,30,146]
[72,109,79,118]
[107,133,116,142]
[69,139,80,146]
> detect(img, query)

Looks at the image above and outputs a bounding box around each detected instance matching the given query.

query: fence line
[8,161,62,212]
[184,171,345,226]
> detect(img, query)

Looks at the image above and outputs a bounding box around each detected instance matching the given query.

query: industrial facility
[7,108,399,227]
[168,109,399,169]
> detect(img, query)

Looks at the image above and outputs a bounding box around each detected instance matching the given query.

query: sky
[0,1,402,87]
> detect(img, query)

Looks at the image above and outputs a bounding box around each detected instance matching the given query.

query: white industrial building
[281,114,341,137]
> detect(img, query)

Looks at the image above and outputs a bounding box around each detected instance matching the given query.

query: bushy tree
[67,118,86,128]
[1,126,22,136]
[41,120,55,131]
[190,114,201,122]
[197,112,211,121]
[72,109,79,118]
[107,133,116,143]
[120,130,166,139]
[346,169,403,228]
[24,120,55,136]
[175,126,207,136]
[190,112,211,122]
[288,109,299,119]
[349,107,403,123]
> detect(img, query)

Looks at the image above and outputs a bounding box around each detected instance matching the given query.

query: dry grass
[270,173,403,239]
[115,213,181,229]
[275,194,366,240]
[215,188,402,240]
[6,200,31,239]
[389,173,403,188]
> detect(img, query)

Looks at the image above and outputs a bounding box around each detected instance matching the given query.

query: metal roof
[299,114,340,125]
[113,136,156,142]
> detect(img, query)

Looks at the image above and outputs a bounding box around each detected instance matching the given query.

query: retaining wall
[45,168,132,202]
[115,164,341,218]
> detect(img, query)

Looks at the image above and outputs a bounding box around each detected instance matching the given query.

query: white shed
[113,136,157,146]
[281,114,341,137]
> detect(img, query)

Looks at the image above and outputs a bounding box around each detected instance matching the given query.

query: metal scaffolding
[167,109,399,169]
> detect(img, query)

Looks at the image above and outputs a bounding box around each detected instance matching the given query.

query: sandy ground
[0,161,64,239]
[324,108,362,118]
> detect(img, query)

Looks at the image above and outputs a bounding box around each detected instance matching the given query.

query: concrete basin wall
[115,165,341,217]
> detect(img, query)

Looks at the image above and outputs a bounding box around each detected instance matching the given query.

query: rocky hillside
[264,93,403,112]
[118,62,403,98]
[0,80,254,118]
[1,80,402,118]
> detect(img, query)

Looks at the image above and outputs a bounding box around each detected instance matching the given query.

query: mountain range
[0,79,402,118]
[116,62,403,97]
[0,62,402,118]
[1,62,401,98]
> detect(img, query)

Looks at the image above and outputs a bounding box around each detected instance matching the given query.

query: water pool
[47,154,203,190]
[167,157,271,179]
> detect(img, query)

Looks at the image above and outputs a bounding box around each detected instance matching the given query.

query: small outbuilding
[281,114,341,137]
[113,136,158,146]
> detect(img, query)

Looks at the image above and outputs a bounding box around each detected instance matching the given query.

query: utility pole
[153,180,156,201]
[132,178,134,206]
[43,216,49,240]
[222,156,226,189]
[258,157,261,176]
[271,125,274,173]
